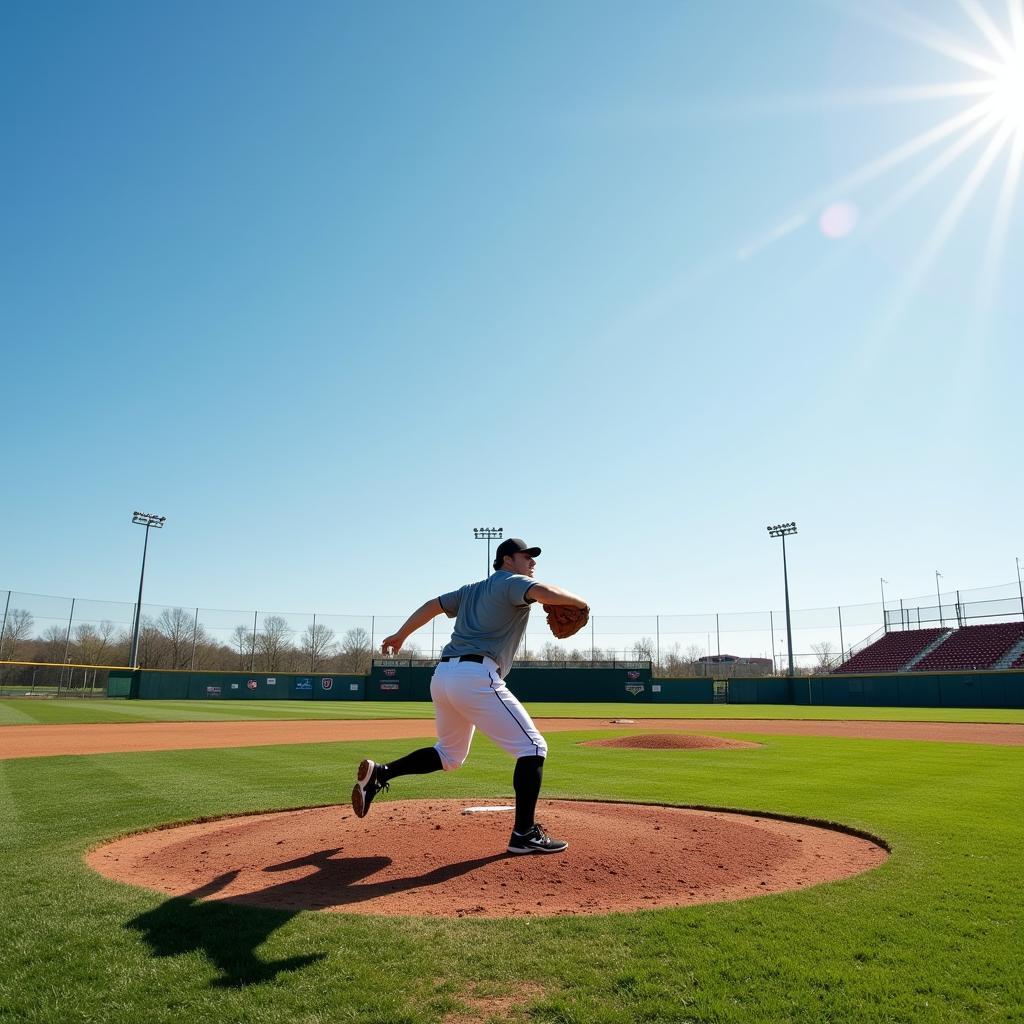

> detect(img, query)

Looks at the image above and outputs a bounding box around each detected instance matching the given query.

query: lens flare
[819,201,860,239]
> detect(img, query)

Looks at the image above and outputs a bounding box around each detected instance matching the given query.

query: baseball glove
[544,604,589,640]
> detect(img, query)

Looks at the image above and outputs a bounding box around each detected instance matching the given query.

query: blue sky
[3,0,1022,634]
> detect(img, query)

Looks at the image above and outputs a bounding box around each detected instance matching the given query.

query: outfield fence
[1,580,1022,678]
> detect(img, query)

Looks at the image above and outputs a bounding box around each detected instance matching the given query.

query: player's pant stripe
[489,674,541,757]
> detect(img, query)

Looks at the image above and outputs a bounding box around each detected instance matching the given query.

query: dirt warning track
[3,717,1023,759]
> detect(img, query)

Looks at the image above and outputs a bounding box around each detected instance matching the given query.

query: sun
[989,48,1024,129]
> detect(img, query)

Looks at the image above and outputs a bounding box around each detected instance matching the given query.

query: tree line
[1,607,820,675]
[0,607,389,675]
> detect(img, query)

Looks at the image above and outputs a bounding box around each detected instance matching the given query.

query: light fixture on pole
[767,522,798,677]
[129,512,166,669]
[473,527,503,576]
[880,577,889,632]
[935,570,943,627]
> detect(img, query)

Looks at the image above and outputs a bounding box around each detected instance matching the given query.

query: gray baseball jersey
[438,570,535,677]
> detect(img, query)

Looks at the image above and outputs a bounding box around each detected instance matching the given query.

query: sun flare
[989,48,1024,128]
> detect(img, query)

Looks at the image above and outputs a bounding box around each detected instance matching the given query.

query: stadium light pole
[474,527,503,577]
[935,570,943,627]
[129,512,166,669]
[880,578,889,632]
[767,523,798,677]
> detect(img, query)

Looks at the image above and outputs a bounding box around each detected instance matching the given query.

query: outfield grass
[1,721,1022,1023]
[3,697,1024,726]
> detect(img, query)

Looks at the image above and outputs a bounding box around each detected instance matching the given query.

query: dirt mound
[87,799,886,918]
[581,733,760,750]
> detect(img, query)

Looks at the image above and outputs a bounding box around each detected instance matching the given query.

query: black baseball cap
[493,537,541,571]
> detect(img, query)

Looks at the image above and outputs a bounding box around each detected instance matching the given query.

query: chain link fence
[2,580,1022,678]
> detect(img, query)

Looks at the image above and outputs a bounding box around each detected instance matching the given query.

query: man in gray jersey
[351,537,589,854]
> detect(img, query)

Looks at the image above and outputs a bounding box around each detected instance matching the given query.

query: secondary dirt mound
[87,799,886,918]
[581,733,760,750]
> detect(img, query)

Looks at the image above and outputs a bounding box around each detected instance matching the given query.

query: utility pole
[767,522,798,677]
[129,512,166,669]
[473,527,503,576]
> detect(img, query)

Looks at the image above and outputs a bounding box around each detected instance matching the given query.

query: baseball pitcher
[351,537,588,854]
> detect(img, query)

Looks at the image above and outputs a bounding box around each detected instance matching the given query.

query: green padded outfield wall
[131,670,364,701]
[724,671,1024,708]
[366,663,654,702]
[651,679,715,703]
[788,671,1024,708]
[122,666,1021,708]
[107,671,133,697]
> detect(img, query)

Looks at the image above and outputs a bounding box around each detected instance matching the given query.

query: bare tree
[539,641,564,662]
[300,622,336,671]
[632,637,655,662]
[36,624,68,663]
[256,615,293,672]
[231,625,254,669]
[339,627,372,673]
[0,609,35,661]
[811,641,835,672]
[156,608,202,669]
[73,621,117,666]
[135,617,166,668]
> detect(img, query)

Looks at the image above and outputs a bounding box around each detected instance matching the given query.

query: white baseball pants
[430,656,547,770]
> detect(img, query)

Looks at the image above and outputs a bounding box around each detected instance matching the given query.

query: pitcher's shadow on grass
[127,847,506,987]
[126,869,329,989]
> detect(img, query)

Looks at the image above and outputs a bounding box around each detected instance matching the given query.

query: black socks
[379,746,443,783]
[377,749,545,834]
[512,754,545,834]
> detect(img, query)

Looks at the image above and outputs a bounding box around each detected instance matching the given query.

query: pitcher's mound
[581,733,760,750]
[87,800,885,918]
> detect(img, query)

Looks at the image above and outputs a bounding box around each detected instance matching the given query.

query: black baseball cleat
[351,758,388,818]
[506,823,568,855]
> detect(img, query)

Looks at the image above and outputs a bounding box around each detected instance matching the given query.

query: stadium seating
[833,628,946,674]
[913,622,1024,672]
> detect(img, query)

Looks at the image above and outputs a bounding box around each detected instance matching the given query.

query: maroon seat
[912,623,1024,672]
[833,629,945,674]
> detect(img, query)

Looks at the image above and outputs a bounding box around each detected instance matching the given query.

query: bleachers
[913,622,1024,672]
[833,628,946,674]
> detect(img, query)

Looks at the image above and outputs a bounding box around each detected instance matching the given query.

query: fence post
[310,614,316,672]
[370,616,375,659]
[900,599,905,630]
[838,606,844,661]
[716,613,720,657]
[591,616,595,662]
[770,610,776,674]
[0,590,10,661]
[62,598,76,669]
[431,618,435,660]
[250,611,257,672]
[655,615,660,670]
[190,607,199,670]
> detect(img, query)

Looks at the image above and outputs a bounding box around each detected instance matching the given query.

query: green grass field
[3,697,1024,726]
[1,707,1022,1022]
